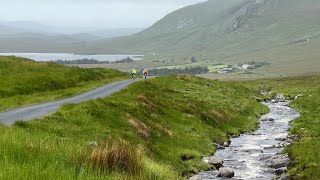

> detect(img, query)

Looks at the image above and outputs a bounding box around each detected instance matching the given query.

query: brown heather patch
[127,114,150,139]
[176,74,192,79]
[156,124,173,137]
[209,109,230,122]
[137,95,157,110]
[183,103,197,114]
[89,139,143,175]
[69,149,88,165]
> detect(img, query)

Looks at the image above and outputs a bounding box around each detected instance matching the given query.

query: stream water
[192,99,300,180]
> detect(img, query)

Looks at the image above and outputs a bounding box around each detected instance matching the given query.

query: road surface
[0,79,140,126]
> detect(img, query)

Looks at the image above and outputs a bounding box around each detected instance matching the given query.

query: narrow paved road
[0,79,140,126]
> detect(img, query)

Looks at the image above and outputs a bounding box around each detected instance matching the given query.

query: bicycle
[143,73,148,79]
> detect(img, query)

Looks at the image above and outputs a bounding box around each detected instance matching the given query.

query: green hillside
[0,56,127,110]
[90,0,251,54]
[0,75,268,179]
[203,0,320,76]
[0,56,319,179]
[90,0,320,76]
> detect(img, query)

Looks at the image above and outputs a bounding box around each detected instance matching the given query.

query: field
[1,56,319,179]
[0,56,128,111]
[0,75,268,179]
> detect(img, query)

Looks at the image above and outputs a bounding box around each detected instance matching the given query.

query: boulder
[194,171,219,179]
[250,133,262,135]
[208,156,224,168]
[283,102,289,106]
[268,118,275,122]
[189,175,202,180]
[263,145,274,149]
[259,154,273,161]
[269,158,289,169]
[213,143,225,150]
[217,167,234,178]
[243,149,264,153]
[275,134,288,141]
[261,117,275,122]
[276,94,286,101]
[267,154,290,169]
[231,134,240,138]
[287,138,293,143]
[202,157,209,163]
[223,141,230,147]
[273,143,285,149]
[273,142,290,148]
[275,167,287,175]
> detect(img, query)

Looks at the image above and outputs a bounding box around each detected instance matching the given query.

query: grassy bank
[0,56,128,111]
[241,75,320,179]
[0,75,267,179]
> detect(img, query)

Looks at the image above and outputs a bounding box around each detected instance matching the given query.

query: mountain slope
[202,0,320,75]
[94,0,320,54]
[90,0,320,75]
[0,21,143,52]
[90,0,252,54]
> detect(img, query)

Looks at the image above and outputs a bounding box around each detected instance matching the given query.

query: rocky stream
[191,96,300,180]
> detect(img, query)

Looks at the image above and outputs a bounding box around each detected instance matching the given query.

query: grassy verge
[241,75,320,179]
[0,75,267,179]
[0,56,128,111]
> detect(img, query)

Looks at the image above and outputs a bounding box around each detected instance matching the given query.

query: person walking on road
[131,68,137,79]
[143,69,148,79]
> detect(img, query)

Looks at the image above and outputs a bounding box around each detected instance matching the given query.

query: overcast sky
[1,0,206,29]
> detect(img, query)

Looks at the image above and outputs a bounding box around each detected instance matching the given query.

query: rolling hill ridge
[88,0,320,76]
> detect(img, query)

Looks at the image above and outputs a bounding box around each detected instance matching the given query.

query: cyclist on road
[131,68,137,79]
[143,69,148,79]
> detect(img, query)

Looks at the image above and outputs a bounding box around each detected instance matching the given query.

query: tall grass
[89,139,144,175]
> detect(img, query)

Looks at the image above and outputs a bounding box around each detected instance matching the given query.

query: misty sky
[1,0,206,28]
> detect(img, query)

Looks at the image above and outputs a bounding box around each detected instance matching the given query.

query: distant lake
[0,53,143,62]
